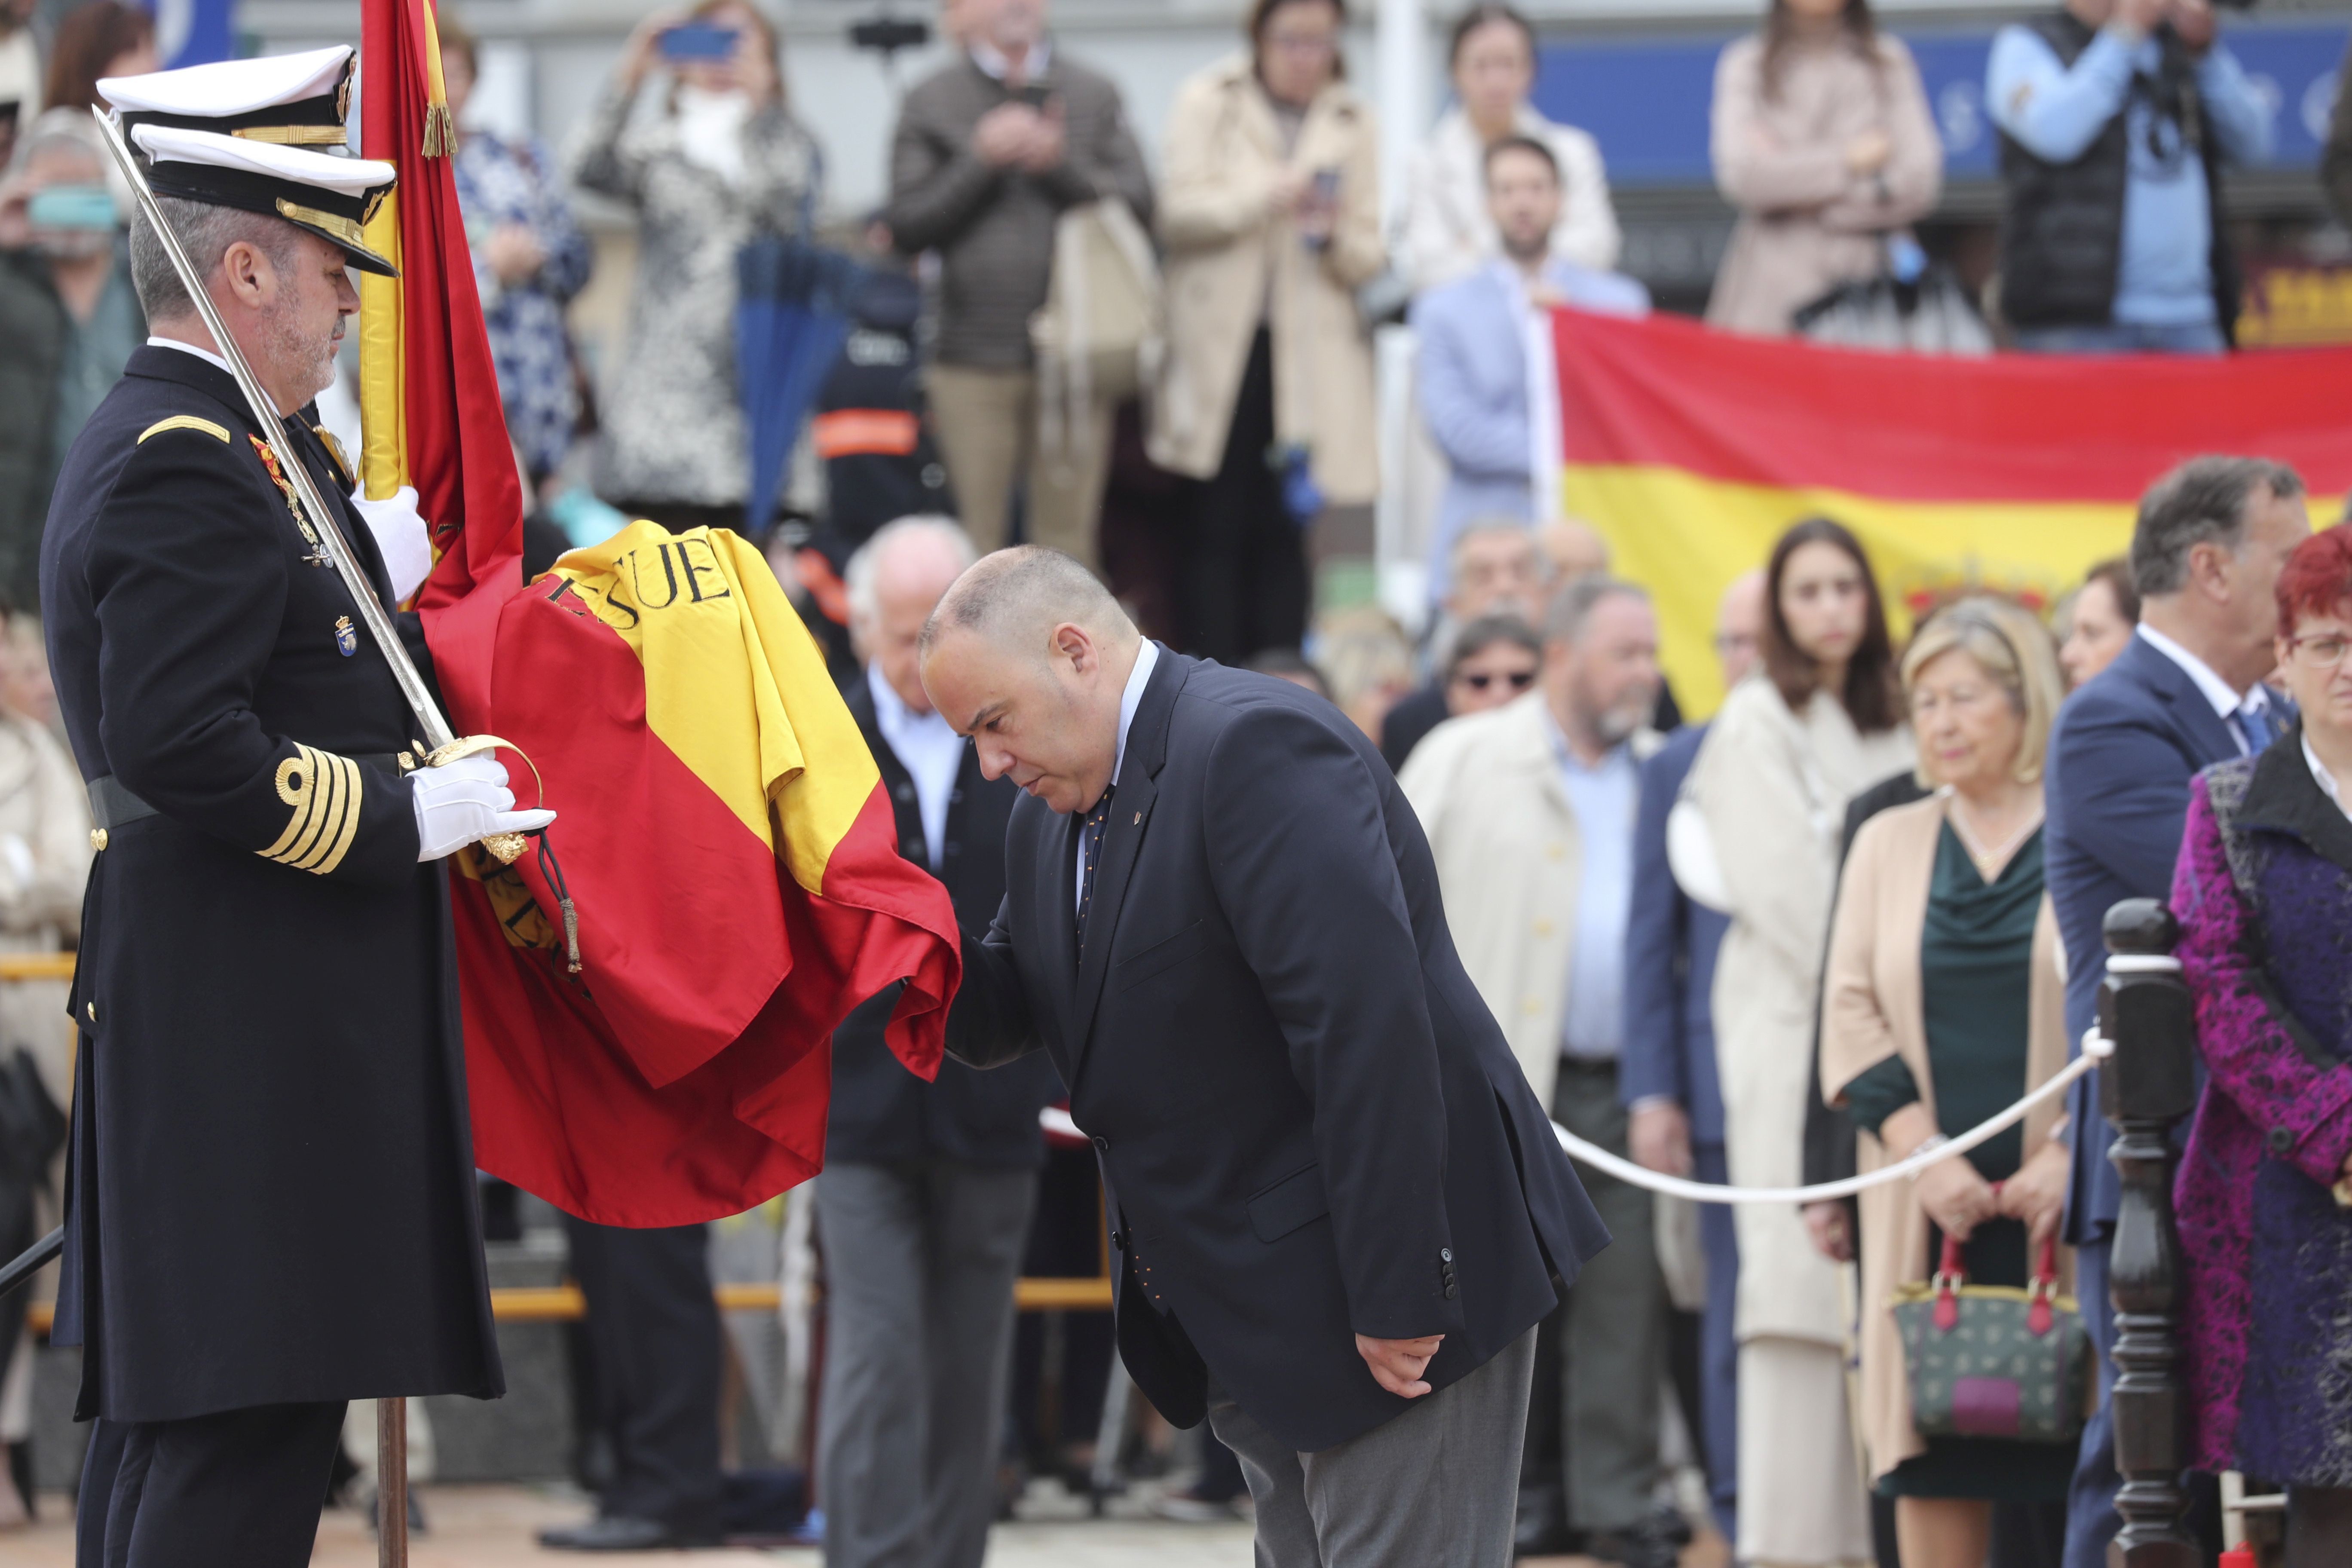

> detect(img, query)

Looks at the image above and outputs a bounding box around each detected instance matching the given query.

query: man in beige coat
[1400,577,1678,1568]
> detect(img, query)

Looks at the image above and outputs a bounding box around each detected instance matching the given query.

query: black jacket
[1995,11,2239,334]
[947,649,1607,1453]
[827,674,1058,1168]
[40,346,501,1422]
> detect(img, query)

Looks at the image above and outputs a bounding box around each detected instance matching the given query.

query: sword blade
[91,107,456,755]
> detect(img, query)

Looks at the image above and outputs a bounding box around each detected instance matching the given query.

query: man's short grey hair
[128,194,307,325]
[10,107,105,178]
[1543,574,1648,646]
[921,545,1133,658]
[844,515,978,628]
[1448,519,1544,583]
[2130,455,2307,598]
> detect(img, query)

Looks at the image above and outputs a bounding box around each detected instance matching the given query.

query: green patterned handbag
[1890,1231,2091,1443]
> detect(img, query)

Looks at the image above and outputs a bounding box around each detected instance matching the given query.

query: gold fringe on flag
[416,0,453,159]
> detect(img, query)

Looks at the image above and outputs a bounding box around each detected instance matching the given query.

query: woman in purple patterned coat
[2171,520,2352,1567]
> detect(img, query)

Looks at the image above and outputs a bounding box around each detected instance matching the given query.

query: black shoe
[1513,1480,1574,1558]
[1652,1498,1694,1547]
[537,1515,720,1551]
[1583,1514,1683,1568]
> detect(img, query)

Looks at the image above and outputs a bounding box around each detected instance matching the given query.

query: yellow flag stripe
[1563,464,2141,723]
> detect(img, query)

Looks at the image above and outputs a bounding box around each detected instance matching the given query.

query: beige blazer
[1398,691,1658,1111]
[1822,793,2073,1482]
[1151,55,1384,505]
[1706,31,1942,336]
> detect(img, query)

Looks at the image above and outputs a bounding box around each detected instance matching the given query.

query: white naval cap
[99,49,397,276]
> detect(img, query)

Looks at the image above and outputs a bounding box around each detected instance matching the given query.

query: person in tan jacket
[1706,0,1942,337]
[1819,598,2079,1568]
[1150,0,1383,665]
[1401,577,1681,1568]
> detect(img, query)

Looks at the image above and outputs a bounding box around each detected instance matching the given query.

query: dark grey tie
[1076,784,1115,961]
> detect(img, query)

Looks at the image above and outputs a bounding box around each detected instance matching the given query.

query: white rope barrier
[1553,1029,2111,1205]
[1041,1030,2113,1207]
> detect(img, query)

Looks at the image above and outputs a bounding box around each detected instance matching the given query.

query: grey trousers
[815,1160,1039,1568]
[1551,1057,1665,1533]
[1210,1326,1538,1568]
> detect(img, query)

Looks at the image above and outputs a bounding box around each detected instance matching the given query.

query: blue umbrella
[736,229,866,539]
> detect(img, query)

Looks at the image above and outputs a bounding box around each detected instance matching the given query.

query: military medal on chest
[247,434,331,568]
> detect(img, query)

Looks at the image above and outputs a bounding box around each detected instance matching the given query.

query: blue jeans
[2014,321,2228,356]
[2063,1234,2121,1568]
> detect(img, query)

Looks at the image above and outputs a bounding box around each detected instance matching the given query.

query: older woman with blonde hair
[1819,597,2079,1568]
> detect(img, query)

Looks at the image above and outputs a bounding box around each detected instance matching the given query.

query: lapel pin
[1132,812,1140,825]
[334,616,357,656]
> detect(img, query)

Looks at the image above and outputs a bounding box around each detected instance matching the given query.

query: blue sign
[146,0,237,70]
[1532,19,2347,188]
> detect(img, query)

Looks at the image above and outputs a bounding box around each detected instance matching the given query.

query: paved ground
[7,1484,1732,1565]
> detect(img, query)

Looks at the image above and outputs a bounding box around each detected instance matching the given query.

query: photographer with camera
[1987,0,2272,355]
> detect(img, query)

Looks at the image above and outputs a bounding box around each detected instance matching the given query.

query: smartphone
[1012,83,1053,110]
[1310,167,1341,204]
[659,23,740,61]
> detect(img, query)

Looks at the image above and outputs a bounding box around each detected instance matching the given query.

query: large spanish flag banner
[360,0,959,1227]
[1552,309,2352,718]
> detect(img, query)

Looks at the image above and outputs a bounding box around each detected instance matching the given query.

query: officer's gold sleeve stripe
[258,745,364,876]
[138,415,232,445]
[310,757,364,876]
[296,755,361,874]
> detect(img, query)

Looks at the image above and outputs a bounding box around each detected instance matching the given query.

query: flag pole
[378,1398,409,1568]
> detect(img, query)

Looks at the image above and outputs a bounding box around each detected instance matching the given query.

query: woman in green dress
[1819,598,2080,1568]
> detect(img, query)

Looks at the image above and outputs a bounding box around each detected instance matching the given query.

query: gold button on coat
[90,828,108,852]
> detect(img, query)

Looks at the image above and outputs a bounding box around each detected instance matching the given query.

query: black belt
[89,754,406,832]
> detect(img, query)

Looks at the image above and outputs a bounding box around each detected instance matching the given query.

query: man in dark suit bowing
[918,546,1608,1568]
[2043,455,2309,1568]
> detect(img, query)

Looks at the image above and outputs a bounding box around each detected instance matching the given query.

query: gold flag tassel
[416,0,456,158]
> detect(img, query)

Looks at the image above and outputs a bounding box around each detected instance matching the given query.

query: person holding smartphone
[0,109,144,618]
[883,0,1153,571]
[571,0,821,540]
[1152,0,1385,669]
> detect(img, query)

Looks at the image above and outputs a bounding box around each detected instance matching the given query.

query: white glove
[351,484,436,602]
[410,754,558,862]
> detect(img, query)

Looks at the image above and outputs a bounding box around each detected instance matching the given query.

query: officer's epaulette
[138,415,233,445]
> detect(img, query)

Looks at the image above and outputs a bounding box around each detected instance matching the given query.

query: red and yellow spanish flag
[360,0,960,1227]
[1551,310,2352,718]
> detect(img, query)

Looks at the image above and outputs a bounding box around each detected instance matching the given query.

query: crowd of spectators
[0,0,2343,1562]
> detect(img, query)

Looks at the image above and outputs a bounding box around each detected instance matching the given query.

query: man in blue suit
[2043,455,2309,1568]
[1621,569,1763,1544]
[1410,135,1647,600]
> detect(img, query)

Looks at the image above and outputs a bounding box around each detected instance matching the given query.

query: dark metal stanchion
[0,1226,61,1301]
[2098,898,2199,1568]
[378,1397,409,1568]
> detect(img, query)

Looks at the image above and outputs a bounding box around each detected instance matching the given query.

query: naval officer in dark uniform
[39,52,553,1565]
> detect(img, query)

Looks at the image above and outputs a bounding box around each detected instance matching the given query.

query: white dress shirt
[2135,623,2270,756]
[149,334,236,381]
[2306,734,2352,825]
[868,662,965,872]
[1075,639,1159,912]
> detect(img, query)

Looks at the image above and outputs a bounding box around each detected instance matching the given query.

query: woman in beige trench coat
[1681,519,1912,1568]
[1706,0,1941,337]
[1150,0,1383,665]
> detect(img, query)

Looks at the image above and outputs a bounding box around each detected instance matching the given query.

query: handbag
[1891,1226,2091,1444]
[1030,197,1164,470]
[1792,235,1994,357]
